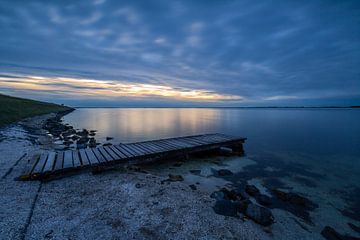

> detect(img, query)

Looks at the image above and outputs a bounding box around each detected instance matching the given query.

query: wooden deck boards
[21,133,246,180]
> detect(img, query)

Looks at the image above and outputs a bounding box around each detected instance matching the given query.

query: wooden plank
[109,145,127,159]
[85,148,99,165]
[104,146,121,160]
[160,140,184,149]
[32,153,47,174]
[127,143,148,155]
[152,141,177,151]
[79,149,90,166]
[54,151,64,171]
[181,137,206,145]
[92,148,107,163]
[133,143,157,154]
[43,152,56,173]
[101,146,116,161]
[72,150,81,167]
[63,150,73,169]
[142,142,164,152]
[114,145,134,158]
[120,144,141,157]
[168,139,194,148]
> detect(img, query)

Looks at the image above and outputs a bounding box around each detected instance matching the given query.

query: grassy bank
[0,93,73,127]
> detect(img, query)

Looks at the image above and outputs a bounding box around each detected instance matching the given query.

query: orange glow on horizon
[0,73,243,102]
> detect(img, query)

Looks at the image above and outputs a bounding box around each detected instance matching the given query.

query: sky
[0,0,359,107]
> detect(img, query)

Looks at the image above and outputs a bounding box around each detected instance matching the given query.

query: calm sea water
[63,108,360,236]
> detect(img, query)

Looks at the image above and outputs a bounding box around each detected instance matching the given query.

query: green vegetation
[0,93,73,127]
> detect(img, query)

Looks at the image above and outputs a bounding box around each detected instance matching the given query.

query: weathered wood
[72,150,81,167]
[43,152,56,173]
[54,151,64,171]
[92,148,107,163]
[103,146,118,160]
[63,150,73,169]
[79,149,90,166]
[21,133,246,180]
[109,145,127,159]
[85,148,98,165]
[32,153,47,174]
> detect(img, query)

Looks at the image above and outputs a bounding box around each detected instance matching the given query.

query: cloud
[80,11,102,25]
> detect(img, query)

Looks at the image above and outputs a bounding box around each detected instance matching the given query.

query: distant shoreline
[72,106,360,109]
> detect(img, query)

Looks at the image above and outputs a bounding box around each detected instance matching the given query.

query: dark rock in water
[218,169,233,176]
[76,143,87,149]
[89,132,96,136]
[168,174,184,182]
[77,137,89,145]
[245,203,274,226]
[63,140,73,146]
[273,189,316,208]
[189,184,197,190]
[234,199,251,214]
[71,135,80,141]
[106,137,114,141]
[62,129,76,136]
[213,200,238,217]
[256,194,272,206]
[77,129,89,137]
[245,184,260,196]
[348,223,360,234]
[210,191,226,201]
[103,143,112,146]
[88,138,97,148]
[320,226,358,240]
[90,130,97,133]
[189,169,201,175]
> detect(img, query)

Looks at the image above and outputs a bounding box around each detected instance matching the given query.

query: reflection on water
[63,108,360,236]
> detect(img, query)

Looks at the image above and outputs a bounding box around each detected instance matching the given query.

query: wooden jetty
[20,133,246,180]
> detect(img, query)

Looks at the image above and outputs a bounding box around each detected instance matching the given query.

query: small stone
[257,194,272,206]
[245,184,260,196]
[189,169,201,175]
[135,183,142,188]
[189,184,197,190]
[245,203,274,226]
[321,226,346,240]
[106,137,114,141]
[168,174,184,182]
[218,169,233,176]
[103,143,112,146]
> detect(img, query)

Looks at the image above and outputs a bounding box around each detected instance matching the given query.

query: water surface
[63,108,360,237]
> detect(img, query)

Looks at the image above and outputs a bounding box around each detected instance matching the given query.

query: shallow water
[63,108,360,237]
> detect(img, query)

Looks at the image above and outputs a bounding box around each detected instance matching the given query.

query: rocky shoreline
[1,112,359,239]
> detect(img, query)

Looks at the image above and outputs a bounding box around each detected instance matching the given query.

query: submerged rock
[245,185,260,196]
[273,189,315,208]
[106,137,114,141]
[245,203,274,226]
[189,169,201,175]
[189,184,197,190]
[168,174,184,182]
[103,143,112,146]
[320,226,359,240]
[256,194,272,206]
[213,200,238,217]
[218,169,233,176]
[210,188,245,201]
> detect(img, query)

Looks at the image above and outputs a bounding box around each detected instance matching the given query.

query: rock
[234,199,250,214]
[77,137,89,144]
[213,200,238,217]
[76,143,87,149]
[88,138,97,148]
[273,189,314,207]
[245,185,260,196]
[210,191,226,200]
[189,184,197,190]
[135,183,143,188]
[218,169,233,176]
[63,140,73,146]
[256,194,272,206]
[106,137,114,141]
[245,203,274,226]
[77,129,89,137]
[348,223,360,234]
[168,174,184,182]
[189,169,201,175]
[321,226,346,240]
[89,132,96,136]
[71,135,80,141]
[103,143,112,146]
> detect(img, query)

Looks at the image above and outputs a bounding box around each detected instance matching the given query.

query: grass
[0,93,73,127]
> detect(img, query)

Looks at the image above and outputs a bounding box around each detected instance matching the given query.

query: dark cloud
[0,0,359,106]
